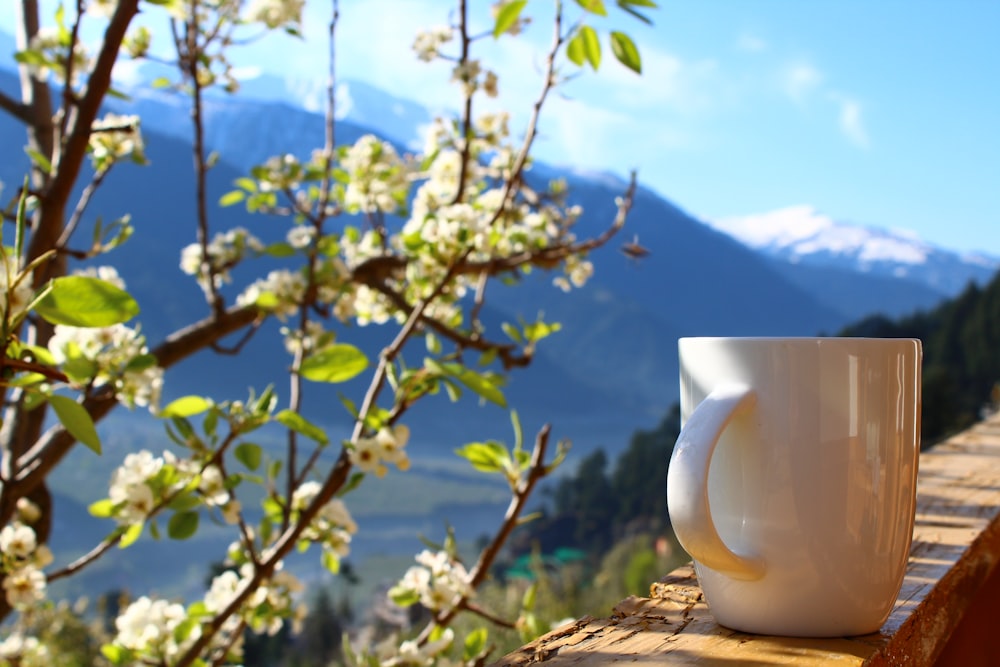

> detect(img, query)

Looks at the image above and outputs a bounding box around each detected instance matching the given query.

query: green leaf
[610,30,642,73]
[119,522,143,548]
[566,31,586,67]
[101,644,128,665]
[173,617,200,644]
[89,498,115,518]
[299,344,369,383]
[425,332,442,355]
[275,409,329,445]
[49,394,101,454]
[523,319,562,343]
[14,50,48,68]
[168,511,200,540]
[502,322,524,344]
[338,471,365,497]
[522,581,539,611]
[24,147,53,175]
[322,549,340,574]
[511,409,524,453]
[264,242,296,258]
[187,601,209,619]
[235,176,258,192]
[442,377,462,402]
[35,276,140,327]
[426,359,507,407]
[160,395,212,418]
[262,497,284,521]
[579,26,601,70]
[478,347,498,367]
[235,442,263,471]
[167,493,202,512]
[62,356,99,383]
[616,0,654,24]
[455,368,506,407]
[575,0,608,15]
[151,76,172,88]
[219,190,245,207]
[455,441,509,474]
[464,627,489,661]
[125,354,157,373]
[387,584,420,607]
[493,0,527,37]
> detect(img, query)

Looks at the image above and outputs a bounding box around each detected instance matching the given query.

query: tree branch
[0,90,32,125]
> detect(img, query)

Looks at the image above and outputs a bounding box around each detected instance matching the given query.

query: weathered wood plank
[493,415,1000,666]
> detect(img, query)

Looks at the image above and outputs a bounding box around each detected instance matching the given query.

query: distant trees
[518,405,682,560]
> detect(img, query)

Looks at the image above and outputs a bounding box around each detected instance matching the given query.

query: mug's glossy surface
[667,337,921,637]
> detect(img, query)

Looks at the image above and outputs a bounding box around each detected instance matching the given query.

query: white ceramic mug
[667,337,921,637]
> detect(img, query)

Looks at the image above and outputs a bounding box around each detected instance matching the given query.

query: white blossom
[48,323,163,410]
[75,265,126,289]
[286,224,316,249]
[108,450,163,525]
[89,113,145,170]
[237,268,307,320]
[412,26,453,62]
[0,522,36,560]
[220,499,242,525]
[341,135,410,215]
[451,59,482,96]
[395,550,473,614]
[0,632,48,665]
[15,498,41,524]
[349,435,388,477]
[114,596,192,658]
[25,27,91,85]
[1,251,33,324]
[2,566,46,609]
[180,227,264,294]
[87,0,120,18]
[245,0,304,28]
[376,627,454,667]
[204,569,242,614]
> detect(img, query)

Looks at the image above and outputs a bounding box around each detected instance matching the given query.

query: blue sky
[3,1,999,255]
[294,0,1000,256]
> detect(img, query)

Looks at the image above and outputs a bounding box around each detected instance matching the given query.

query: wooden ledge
[494,414,1000,666]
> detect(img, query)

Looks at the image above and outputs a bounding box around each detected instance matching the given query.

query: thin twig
[417,424,554,643]
[451,0,473,206]
[56,165,112,250]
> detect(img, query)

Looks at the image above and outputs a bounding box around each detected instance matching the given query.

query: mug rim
[678,336,919,343]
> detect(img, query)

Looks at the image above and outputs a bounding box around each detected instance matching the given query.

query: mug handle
[667,382,766,581]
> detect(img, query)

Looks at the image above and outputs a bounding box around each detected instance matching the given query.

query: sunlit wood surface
[493,413,1000,666]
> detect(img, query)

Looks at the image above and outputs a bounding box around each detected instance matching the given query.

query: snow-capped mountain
[707,205,999,295]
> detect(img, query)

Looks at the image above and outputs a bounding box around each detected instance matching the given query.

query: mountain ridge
[707,205,999,295]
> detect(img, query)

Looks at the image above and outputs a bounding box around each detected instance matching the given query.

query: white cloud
[736,33,767,53]
[783,62,823,102]
[833,95,869,149]
[778,60,870,149]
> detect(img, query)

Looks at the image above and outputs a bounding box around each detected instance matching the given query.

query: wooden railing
[494,413,1000,666]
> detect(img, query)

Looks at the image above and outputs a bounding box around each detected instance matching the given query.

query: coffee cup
[667,337,921,636]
